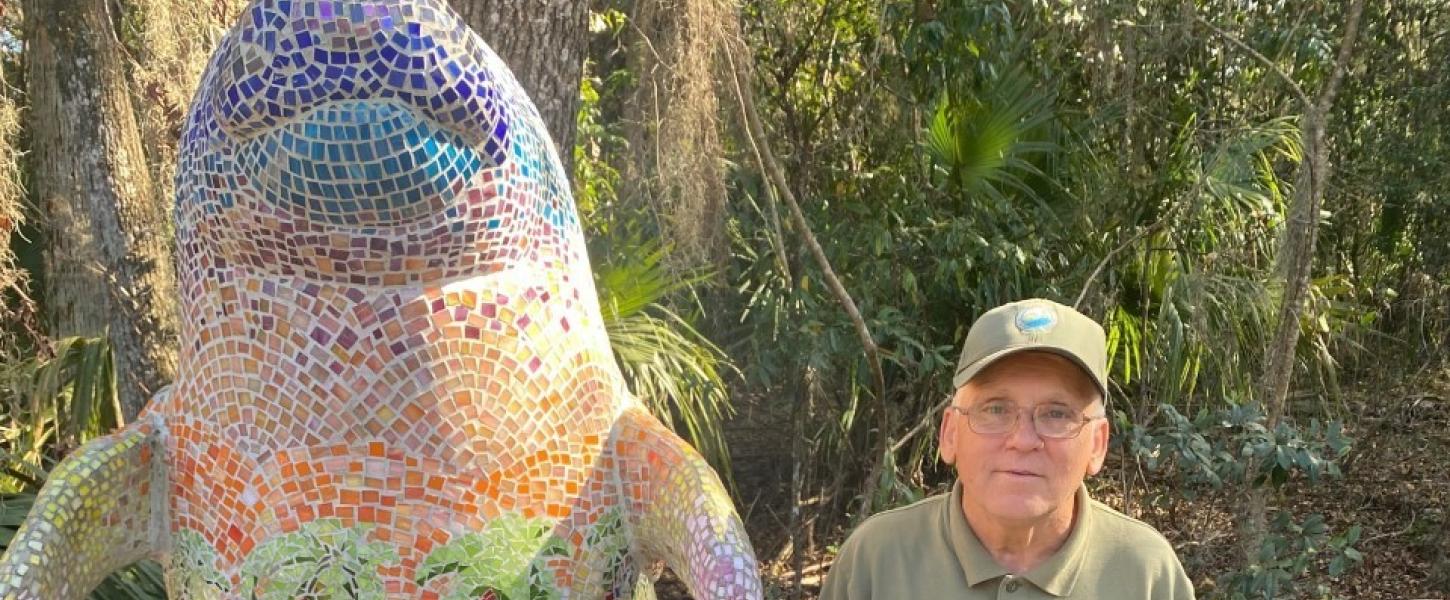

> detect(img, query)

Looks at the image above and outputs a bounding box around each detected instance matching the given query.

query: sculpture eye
[234,100,489,227]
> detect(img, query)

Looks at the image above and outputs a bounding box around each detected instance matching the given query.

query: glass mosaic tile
[0,1,761,598]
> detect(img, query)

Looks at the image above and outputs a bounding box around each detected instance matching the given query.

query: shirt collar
[943,480,1094,597]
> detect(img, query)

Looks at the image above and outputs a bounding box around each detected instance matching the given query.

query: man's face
[938,352,1109,527]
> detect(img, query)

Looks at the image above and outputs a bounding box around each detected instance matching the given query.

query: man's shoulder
[850,492,948,541]
[826,493,955,588]
[1086,497,1181,562]
[1082,497,1196,597]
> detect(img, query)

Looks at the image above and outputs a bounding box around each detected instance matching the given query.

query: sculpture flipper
[613,406,762,600]
[0,416,166,599]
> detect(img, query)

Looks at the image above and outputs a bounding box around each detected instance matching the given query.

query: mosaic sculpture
[0,0,762,597]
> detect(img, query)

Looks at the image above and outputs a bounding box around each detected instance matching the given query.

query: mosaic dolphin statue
[0,0,761,597]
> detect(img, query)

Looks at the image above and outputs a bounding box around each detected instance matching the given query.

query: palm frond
[925,67,1057,204]
[595,240,737,482]
[0,336,166,600]
[0,336,120,490]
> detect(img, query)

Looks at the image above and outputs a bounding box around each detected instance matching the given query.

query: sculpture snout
[212,0,508,155]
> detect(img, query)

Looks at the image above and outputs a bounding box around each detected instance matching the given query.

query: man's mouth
[998,469,1043,478]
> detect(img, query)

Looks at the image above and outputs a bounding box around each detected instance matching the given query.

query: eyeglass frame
[944,401,1106,440]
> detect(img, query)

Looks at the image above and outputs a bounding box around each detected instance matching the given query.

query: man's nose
[1003,409,1045,450]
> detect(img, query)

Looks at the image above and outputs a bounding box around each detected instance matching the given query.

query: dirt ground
[658,364,1450,599]
[1117,365,1450,599]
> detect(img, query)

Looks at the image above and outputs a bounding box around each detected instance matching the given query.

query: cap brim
[951,344,1108,400]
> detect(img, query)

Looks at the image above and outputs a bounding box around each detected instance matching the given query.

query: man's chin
[981,497,1056,522]
[968,484,1068,524]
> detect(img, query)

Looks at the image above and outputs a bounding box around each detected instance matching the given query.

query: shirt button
[1004,578,1021,593]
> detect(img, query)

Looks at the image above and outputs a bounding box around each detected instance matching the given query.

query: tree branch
[1314,0,1365,116]
[1193,14,1311,107]
[724,45,887,402]
[889,395,952,454]
[1074,220,1170,310]
[1201,0,1367,566]
[726,41,893,520]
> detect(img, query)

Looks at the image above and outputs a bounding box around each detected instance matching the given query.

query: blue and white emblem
[1015,305,1058,333]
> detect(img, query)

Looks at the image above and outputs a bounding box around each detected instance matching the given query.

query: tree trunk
[1233,0,1365,563]
[26,0,179,420]
[447,0,590,167]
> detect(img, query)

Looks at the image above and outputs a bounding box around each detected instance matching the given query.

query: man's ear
[1086,415,1110,476]
[938,408,958,466]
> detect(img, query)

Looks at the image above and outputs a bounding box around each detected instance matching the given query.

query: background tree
[24,0,179,420]
[449,0,590,163]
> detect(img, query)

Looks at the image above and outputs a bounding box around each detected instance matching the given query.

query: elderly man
[820,299,1194,599]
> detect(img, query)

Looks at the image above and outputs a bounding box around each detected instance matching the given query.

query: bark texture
[26,0,179,420]
[448,0,590,166]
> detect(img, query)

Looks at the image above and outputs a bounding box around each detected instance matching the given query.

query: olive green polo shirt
[819,482,1194,599]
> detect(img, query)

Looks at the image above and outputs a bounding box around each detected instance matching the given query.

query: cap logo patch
[1015,306,1057,334]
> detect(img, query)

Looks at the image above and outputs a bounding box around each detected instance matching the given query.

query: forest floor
[659,362,1450,599]
[1143,364,1450,599]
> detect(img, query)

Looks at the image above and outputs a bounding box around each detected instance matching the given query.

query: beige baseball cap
[952,298,1109,398]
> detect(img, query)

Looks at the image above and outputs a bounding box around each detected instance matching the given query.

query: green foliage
[0,336,122,489]
[924,68,1057,207]
[415,514,568,600]
[596,242,736,477]
[1219,512,1364,600]
[1121,404,1352,496]
[576,60,738,479]
[88,561,169,600]
[239,519,399,599]
[1123,403,1361,597]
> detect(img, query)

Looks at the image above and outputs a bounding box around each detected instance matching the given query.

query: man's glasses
[946,401,1103,439]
